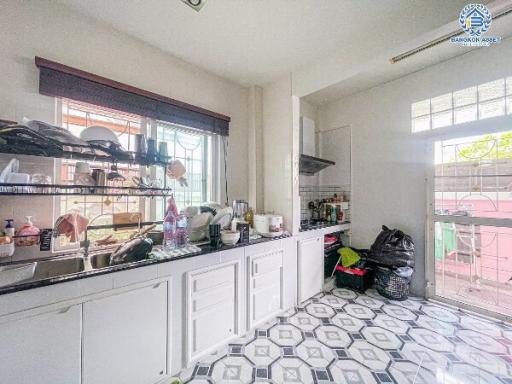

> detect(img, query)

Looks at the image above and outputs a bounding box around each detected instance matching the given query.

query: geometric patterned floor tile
[270,357,313,383]
[381,304,417,321]
[446,363,505,384]
[343,303,376,319]
[295,339,335,367]
[315,325,352,348]
[415,314,456,337]
[348,340,390,370]
[330,359,377,384]
[408,327,454,353]
[456,329,509,354]
[179,288,512,383]
[373,314,409,334]
[389,361,437,384]
[289,312,322,332]
[361,326,402,349]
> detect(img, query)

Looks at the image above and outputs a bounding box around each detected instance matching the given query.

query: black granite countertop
[0,233,291,296]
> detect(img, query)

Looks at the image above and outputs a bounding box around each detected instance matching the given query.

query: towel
[55,213,89,243]
[338,247,361,268]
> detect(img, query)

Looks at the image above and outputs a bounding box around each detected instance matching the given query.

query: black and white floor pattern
[179,288,512,383]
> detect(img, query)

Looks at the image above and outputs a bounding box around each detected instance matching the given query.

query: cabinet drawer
[186,260,240,364]
[253,285,281,322]
[252,251,283,276]
[253,269,281,290]
[245,240,282,257]
[192,285,234,313]
[192,265,234,293]
[192,301,235,355]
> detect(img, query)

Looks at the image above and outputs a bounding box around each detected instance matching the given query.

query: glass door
[432,131,512,318]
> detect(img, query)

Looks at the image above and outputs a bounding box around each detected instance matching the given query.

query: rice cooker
[253,214,284,237]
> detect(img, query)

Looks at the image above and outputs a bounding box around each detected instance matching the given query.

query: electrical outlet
[181,0,207,11]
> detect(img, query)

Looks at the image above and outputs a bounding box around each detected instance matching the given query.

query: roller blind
[35,57,230,136]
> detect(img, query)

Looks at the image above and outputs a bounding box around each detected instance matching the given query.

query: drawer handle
[58,306,72,314]
[153,282,161,289]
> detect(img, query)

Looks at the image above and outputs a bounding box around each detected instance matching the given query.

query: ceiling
[57,0,473,87]
[302,1,512,104]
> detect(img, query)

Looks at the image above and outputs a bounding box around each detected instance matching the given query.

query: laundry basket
[375,267,410,301]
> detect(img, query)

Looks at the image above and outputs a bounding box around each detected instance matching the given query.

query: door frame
[424,134,512,322]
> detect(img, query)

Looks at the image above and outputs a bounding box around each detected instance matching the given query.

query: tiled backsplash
[299,185,351,222]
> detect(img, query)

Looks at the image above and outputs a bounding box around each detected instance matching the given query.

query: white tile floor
[178,288,512,383]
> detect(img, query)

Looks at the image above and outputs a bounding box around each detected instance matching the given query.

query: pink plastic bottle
[163,197,178,249]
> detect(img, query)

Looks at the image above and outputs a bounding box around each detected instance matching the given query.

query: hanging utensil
[107,163,126,181]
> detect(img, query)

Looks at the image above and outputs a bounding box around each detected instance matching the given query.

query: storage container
[335,265,373,293]
[375,266,411,301]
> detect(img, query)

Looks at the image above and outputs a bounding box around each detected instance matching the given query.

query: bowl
[80,125,120,144]
[188,228,208,242]
[221,230,240,245]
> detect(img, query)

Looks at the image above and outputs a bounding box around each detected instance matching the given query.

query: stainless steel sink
[33,257,85,280]
[0,263,37,287]
[89,253,112,269]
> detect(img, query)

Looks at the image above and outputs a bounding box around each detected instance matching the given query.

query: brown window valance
[35,57,230,136]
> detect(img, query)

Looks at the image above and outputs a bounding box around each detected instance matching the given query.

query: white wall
[247,86,264,212]
[0,0,249,237]
[262,76,294,230]
[317,125,351,189]
[318,38,512,295]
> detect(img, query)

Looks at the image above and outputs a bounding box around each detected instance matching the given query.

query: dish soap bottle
[163,197,178,250]
[4,219,15,237]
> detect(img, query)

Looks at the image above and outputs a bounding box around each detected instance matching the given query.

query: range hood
[300,116,335,175]
[299,154,335,175]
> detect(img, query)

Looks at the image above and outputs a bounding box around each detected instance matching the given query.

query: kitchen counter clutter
[0,232,291,295]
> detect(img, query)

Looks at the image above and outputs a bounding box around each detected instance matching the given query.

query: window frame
[412,77,512,134]
[52,98,219,252]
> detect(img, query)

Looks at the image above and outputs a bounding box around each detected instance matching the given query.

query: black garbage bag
[368,226,415,268]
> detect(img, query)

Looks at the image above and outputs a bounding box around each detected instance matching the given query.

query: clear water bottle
[175,211,188,248]
[163,197,178,249]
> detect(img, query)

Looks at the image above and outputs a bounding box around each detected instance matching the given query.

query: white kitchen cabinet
[82,282,168,384]
[298,236,324,303]
[185,260,240,364]
[282,236,298,308]
[247,249,283,328]
[0,305,82,384]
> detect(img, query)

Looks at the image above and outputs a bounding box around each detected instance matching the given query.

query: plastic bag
[338,247,361,268]
[393,266,414,279]
[369,225,415,267]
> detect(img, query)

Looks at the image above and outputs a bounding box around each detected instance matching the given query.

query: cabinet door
[248,250,283,328]
[186,261,239,364]
[82,282,167,384]
[0,305,81,384]
[298,236,324,303]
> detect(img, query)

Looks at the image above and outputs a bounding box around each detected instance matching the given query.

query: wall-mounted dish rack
[0,183,172,197]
